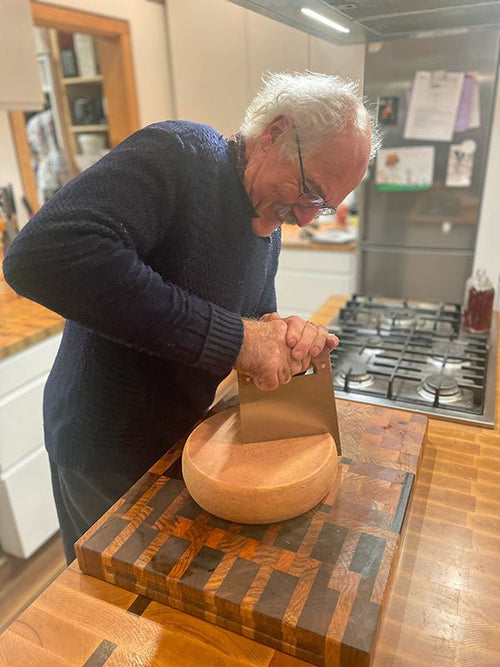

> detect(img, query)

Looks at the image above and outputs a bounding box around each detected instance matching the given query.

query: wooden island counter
[0,273,63,360]
[0,295,499,666]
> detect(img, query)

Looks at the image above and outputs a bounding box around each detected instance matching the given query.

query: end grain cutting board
[76,401,427,666]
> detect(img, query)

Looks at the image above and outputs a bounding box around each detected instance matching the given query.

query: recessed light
[301,7,350,34]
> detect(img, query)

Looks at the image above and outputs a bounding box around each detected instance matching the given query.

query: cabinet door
[276,248,355,318]
[0,375,46,473]
[167,0,248,136]
[0,447,59,558]
[309,38,365,87]
[246,11,308,101]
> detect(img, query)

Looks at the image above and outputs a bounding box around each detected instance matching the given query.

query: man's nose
[292,204,320,227]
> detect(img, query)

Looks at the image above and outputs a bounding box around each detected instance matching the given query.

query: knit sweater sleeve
[2,125,243,375]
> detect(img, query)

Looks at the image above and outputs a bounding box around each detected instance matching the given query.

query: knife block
[181,407,338,524]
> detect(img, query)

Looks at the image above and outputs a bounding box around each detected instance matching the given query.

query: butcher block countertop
[0,275,64,360]
[1,295,499,666]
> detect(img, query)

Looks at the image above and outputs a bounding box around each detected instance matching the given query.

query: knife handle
[310,347,332,375]
[237,346,332,385]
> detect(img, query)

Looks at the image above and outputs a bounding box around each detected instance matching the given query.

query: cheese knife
[237,347,341,453]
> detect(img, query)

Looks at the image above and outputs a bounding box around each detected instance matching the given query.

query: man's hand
[234,319,307,391]
[260,312,339,362]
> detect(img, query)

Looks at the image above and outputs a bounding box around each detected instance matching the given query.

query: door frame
[9,2,139,211]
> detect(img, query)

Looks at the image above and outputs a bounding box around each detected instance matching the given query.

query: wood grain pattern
[0,534,66,634]
[0,274,64,360]
[75,401,427,666]
[0,295,498,666]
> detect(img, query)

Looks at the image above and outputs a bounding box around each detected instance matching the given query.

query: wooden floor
[0,533,66,634]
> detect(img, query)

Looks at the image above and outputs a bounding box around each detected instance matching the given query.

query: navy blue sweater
[3,121,280,474]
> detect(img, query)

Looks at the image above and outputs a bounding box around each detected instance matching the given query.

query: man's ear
[261,115,293,147]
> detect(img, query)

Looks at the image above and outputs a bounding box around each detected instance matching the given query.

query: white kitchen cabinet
[0,447,59,559]
[0,0,43,110]
[275,247,356,319]
[0,333,62,558]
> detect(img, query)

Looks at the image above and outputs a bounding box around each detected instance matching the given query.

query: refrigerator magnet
[378,96,399,125]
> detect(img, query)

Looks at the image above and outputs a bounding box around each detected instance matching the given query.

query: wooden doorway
[9,2,139,212]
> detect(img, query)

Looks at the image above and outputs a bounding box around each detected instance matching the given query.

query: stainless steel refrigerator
[358,29,499,303]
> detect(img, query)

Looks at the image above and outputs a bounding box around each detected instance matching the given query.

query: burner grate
[328,295,493,421]
[337,294,462,337]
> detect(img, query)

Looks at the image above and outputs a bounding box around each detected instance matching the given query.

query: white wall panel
[167,0,248,136]
[246,12,308,103]
[308,38,365,88]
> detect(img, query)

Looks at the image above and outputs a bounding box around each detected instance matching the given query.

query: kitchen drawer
[278,248,354,273]
[0,333,62,398]
[0,447,59,558]
[0,374,47,472]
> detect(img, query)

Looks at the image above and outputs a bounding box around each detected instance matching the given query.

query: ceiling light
[301,7,350,34]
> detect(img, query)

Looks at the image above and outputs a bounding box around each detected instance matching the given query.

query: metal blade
[238,348,341,453]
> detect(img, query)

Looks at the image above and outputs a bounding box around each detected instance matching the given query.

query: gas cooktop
[327,295,497,427]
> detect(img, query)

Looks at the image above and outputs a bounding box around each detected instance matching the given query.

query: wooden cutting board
[76,401,427,666]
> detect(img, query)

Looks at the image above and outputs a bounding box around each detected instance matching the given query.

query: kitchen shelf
[62,75,103,85]
[70,124,109,132]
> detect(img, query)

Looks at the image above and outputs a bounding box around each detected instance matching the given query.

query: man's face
[244,120,371,238]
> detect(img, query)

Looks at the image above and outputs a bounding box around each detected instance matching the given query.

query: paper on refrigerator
[454,73,481,132]
[404,70,465,141]
[445,140,476,187]
[376,146,435,191]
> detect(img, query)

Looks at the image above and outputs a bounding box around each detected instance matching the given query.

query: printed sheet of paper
[376,146,435,191]
[404,70,465,141]
[445,140,476,187]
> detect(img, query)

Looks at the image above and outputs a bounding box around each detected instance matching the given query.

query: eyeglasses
[295,133,335,213]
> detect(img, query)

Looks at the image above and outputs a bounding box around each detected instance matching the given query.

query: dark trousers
[49,460,140,564]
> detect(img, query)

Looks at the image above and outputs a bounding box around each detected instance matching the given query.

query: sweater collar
[227,132,258,219]
[227,132,248,179]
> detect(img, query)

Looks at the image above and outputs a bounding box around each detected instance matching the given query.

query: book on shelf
[73,33,98,77]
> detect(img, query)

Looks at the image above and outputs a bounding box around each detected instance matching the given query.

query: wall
[0,0,174,227]
[474,65,500,301]
[165,0,365,137]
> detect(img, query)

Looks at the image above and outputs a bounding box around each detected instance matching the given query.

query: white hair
[240,71,380,160]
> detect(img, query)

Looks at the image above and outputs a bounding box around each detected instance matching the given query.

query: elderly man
[3,71,376,563]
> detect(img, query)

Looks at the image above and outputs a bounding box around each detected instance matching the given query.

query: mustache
[275,204,298,225]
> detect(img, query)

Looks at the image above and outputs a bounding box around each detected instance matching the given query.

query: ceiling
[228,1,500,45]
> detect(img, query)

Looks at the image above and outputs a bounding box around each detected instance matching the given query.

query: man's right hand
[233,319,310,391]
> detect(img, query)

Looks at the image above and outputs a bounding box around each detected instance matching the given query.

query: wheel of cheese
[182,407,338,524]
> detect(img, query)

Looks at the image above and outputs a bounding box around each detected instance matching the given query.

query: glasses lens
[297,192,325,208]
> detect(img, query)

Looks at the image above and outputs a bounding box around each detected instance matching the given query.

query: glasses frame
[294,133,336,213]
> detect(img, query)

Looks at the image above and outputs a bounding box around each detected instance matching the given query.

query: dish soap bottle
[463,269,495,333]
